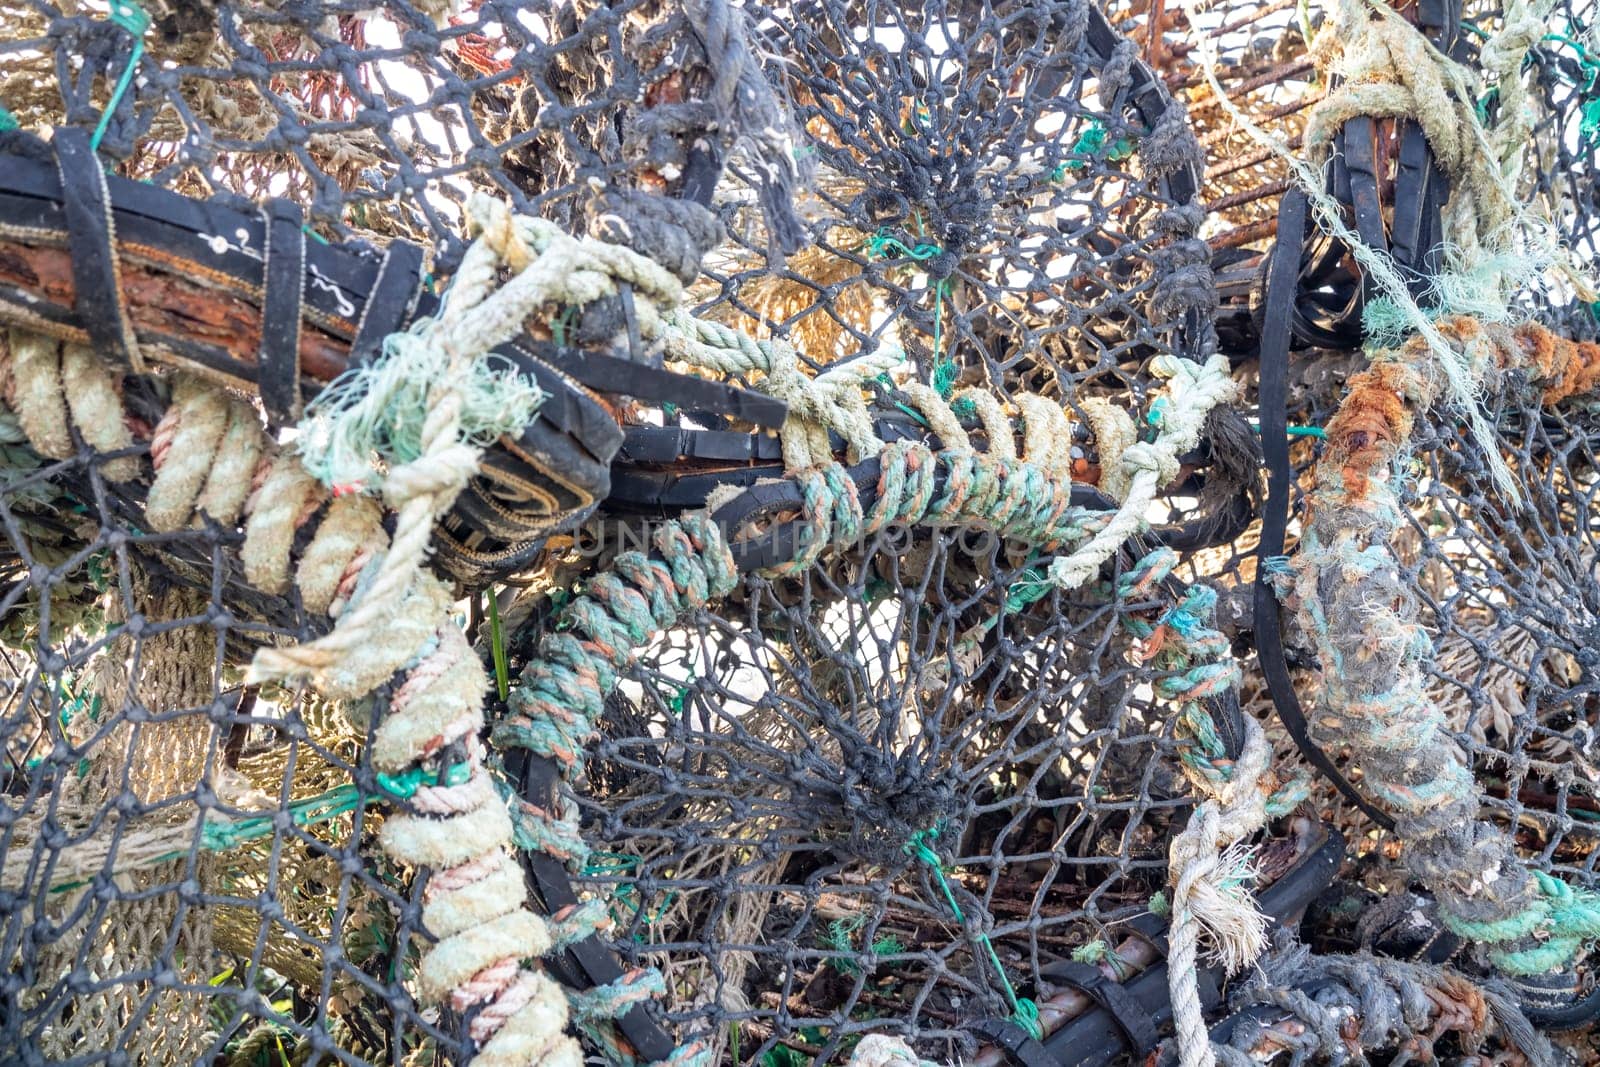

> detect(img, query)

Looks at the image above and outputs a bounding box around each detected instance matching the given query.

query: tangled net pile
[0,0,1598,1065]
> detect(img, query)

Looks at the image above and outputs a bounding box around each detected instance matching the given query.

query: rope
[661,309,904,469]
[1290,316,1600,979]
[846,1035,937,1067]
[251,193,679,689]
[1177,0,1596,500]
[1047,354,1238,591]
[490,440,1110,1059]
[0,190,700,1066]
[1114,548,1307,1067]
[89,1,149,154]
[495,513,737,1067]
[0,332,386,626]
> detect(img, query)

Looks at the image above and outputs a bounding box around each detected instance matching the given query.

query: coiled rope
[247,193,680,691]
[664,310,1237,593]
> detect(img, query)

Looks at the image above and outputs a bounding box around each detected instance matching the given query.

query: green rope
[204,762,467,852]
[90,1,150,154]
[0,104,16,133]
[1470,21,1600,131]
[579,851,678,935]
[929,279,954,398]
[47,764,457,895]
[905,828,1042,1040]
[1050,120,1136,182]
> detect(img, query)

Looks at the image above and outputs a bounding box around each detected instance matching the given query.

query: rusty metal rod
[1208,177,1293,214]
[1206,136,1304,181]
[1209,219,1280,250]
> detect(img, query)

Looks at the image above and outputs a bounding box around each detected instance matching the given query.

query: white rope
[847,1035,937,1067]
[1167,718,1274,1067]
[247,194,681,692]
[662,308,904,469]
[1047,354,1237,591]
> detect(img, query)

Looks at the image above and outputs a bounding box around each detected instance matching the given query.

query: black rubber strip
[1342,117,1388,260]
[991,828,1347,1067]
[51,127,144,372]
[1523,981,1600,1032]
[968,1018,1056,1067]
[502,747,677,1063]
[348,239,425,368]
[620,425,784,465]
[555,348,788,430]
[1389,121,1435,294]
[1037,962,1159,1057]
[1253,187,1395,831]
[258,199,307,425]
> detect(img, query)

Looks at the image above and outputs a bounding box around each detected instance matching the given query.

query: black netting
[0,0,1597,1064]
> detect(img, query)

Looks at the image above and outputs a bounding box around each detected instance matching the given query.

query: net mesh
[0,0,1596,1064]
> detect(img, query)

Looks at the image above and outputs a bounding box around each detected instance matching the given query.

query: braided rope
[493,442,1114,1058]
[247,192,677,689]
[1291,317,1600,979]
[373,586,589,1067]
[1047,354,1238,591]
[0,330,389,631]
[1115,548,1306,1067]
[661,308,904,468]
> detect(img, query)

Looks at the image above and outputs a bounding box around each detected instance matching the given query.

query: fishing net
[0,0,1597,1065]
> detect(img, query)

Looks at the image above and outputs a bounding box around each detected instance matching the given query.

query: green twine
[294,327,546,492]
[864,232,941,263]
[0,104,16,133]
[551,305,577,347]
[1441,870,1600,975]
[580,851,677,935]
[1003,565,1054,614]
[865,230,955,397]
[905,828,1042,1040]
[825,912,904,975]
[90,0,150,154]
[1069,939,1109,964]
[45,763,457,890]
[928,280,954,397]
[1050,120,1136,181]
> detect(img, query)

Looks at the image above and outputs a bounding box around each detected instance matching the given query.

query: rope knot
[1117,439,1182,487]
[383,443,481,510]
[468,193,532,273]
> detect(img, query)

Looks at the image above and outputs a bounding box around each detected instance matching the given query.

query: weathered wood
[0,239,354,382]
